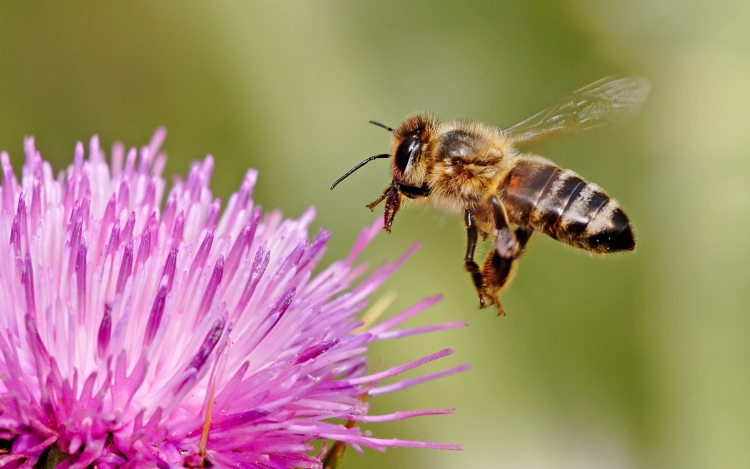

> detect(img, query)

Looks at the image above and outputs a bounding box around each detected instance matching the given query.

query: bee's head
[389,113,436,187]
[329,113,436,232]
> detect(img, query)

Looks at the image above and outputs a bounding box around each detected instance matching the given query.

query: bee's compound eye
[395,133,421,174]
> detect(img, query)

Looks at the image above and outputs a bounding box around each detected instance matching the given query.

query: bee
[330,77,650,315]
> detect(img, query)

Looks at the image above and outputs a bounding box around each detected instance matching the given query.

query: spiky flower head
[0,129,467,468]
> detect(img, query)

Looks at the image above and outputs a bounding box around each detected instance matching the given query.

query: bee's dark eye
[395,133,421,174]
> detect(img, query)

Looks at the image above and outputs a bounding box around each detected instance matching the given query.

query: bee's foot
[475,289,507,316]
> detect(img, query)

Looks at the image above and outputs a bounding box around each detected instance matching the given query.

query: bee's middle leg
[463,209,490,308]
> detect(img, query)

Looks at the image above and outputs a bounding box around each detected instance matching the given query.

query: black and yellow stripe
[499,158,634,253]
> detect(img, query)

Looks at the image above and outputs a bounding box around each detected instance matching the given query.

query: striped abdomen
[498,158,634,253]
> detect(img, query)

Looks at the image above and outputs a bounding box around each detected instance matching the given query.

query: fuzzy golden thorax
[426,120,515,215]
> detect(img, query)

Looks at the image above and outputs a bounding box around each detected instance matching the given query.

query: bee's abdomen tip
[588,210,636,253]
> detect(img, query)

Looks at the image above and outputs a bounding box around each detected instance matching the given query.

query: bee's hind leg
[480,196,533,316]
[514,226,533,257]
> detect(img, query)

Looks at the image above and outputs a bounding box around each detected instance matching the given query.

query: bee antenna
[330,154,390,190]
[369,120,395,132]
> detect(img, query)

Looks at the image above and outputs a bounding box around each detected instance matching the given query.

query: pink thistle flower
[0,129,468,468]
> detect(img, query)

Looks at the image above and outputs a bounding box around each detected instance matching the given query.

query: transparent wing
[504,77,651,144]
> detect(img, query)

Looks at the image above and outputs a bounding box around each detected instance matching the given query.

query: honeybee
[330,77,650,315]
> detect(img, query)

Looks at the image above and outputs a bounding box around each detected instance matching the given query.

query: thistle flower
[0,129,467,468]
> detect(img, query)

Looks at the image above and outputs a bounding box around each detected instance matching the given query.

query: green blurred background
[1,2,749,468]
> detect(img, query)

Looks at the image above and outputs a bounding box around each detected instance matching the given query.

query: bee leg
[482,251,513,316]
[514,226,533,256]
[484,228,534,316]
[368,185,401,233]
[482,196,525,316]
[463,210,490,308]
[489,196,519,259]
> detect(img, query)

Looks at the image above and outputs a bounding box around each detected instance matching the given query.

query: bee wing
[503,77,651,144]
